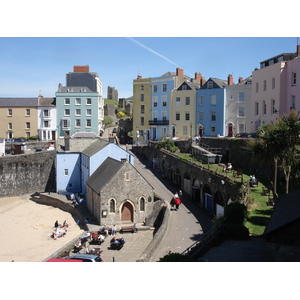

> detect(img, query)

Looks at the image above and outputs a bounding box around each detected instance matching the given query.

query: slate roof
[264,189,300,236]
[237,76,252,85]
[38,97,55,107]
[200,77,228,89]
[81,139,110,157]
[71,131,99,138]
[0,98,38,107]
[86,157,124,194]
[56,137,104,153]
[160,71,192,81]
[58,86,94,93]
[177,80,200,91]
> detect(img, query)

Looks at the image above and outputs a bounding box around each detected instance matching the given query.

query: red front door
[121,201,134,222]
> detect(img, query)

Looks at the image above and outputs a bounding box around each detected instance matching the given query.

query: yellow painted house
[170,79,200,138]
[0,98,38,139]
[132,75,152,144]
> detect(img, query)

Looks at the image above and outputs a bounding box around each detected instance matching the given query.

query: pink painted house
[251,45,300,132]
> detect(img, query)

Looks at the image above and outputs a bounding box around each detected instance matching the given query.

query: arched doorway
[228,122,233,137]
[183,172,191,195]
[198,125,204,137]
[202,184,212,212]
[121,201,134,222]
[214,190,225,217]
[191,178,201,203]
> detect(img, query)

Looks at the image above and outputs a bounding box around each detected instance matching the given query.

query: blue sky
[0,37,298,99]
[0,2,299,99]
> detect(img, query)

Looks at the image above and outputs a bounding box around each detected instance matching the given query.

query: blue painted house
[196,77,228,137]
[56,134,134,195]
[150,72,175,140]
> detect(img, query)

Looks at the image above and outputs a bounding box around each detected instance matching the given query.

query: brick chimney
[200,77,206,87]
[297,44,300,57]
[74,65,89,73]
[176,67,184,77]
[137,75,142,79]
[195,72,201,81]
[227,74,233,85]
[238,77,243,83]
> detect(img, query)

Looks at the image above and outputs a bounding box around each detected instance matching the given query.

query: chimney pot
[194,72,201,81]
[74,65,89,73]
[137,75,142,79]
[176,67,184,77]
[227,74,233,85]
[239,77,243,83]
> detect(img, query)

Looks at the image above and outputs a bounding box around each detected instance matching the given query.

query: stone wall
[86,161,154,226]
[0,151,56,197]
[133,143,247,213]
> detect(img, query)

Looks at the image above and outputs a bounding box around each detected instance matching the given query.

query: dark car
[247,133,257,138]
[14,138,25,143]
[112,128,117,133]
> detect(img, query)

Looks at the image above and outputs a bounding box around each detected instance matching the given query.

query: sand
[0,194,85,262]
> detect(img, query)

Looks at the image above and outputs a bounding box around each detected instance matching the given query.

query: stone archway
[214,190,225,217]
[191,178,201,203]
[202,184,212,212]
[121,201,134,223]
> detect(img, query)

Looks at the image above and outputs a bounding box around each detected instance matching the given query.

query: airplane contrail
[127,37,180,68]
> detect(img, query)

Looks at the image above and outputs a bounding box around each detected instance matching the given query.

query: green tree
[248,110,300,196]
[277,110,300,193]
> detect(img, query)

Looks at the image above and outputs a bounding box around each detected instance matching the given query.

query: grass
[171,151,273,236]
[245,187,274,236]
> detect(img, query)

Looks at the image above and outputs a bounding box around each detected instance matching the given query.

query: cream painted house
[0,98,38,139]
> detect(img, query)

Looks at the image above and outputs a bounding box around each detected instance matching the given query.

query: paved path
[128,149,213,262]
[79,229,155,262]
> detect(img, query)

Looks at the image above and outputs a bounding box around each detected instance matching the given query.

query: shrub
[224,202,248,225]
[117,111,126,118]
[156,139,179,153]
[219,223,250,240]
[158,251,196,262]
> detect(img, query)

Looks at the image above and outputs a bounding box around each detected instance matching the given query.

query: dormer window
[207,81,213,89]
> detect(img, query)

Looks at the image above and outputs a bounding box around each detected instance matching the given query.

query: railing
[181,227,222,258]
[197,142,222,154]
[148,120,169,125]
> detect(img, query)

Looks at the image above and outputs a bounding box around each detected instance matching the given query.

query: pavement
[71,227,155,262]
[66,137,213,263]
[125,147,213,262]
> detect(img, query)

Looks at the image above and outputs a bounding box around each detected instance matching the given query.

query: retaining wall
[0,151,56,197]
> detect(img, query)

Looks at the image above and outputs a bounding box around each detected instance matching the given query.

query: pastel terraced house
[56,65,104,138]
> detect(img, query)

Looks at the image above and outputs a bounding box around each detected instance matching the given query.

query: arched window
[140,197,145,211]
[109,199,116,213]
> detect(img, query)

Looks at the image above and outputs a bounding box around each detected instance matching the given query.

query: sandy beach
[0,194,85,262]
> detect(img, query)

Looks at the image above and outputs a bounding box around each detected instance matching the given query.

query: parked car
[46,258,83,262]
[247,133,257,138]
[235,133,248,138]
[112,128,117,133]
[67,254,102,262]
[14,138,25,143]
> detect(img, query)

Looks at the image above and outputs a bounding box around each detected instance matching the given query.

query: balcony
[149,119,169,125]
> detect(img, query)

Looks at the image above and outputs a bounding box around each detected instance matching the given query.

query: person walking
[174,197,181,211]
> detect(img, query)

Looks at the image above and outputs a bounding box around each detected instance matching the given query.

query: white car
[68,254,102,262]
